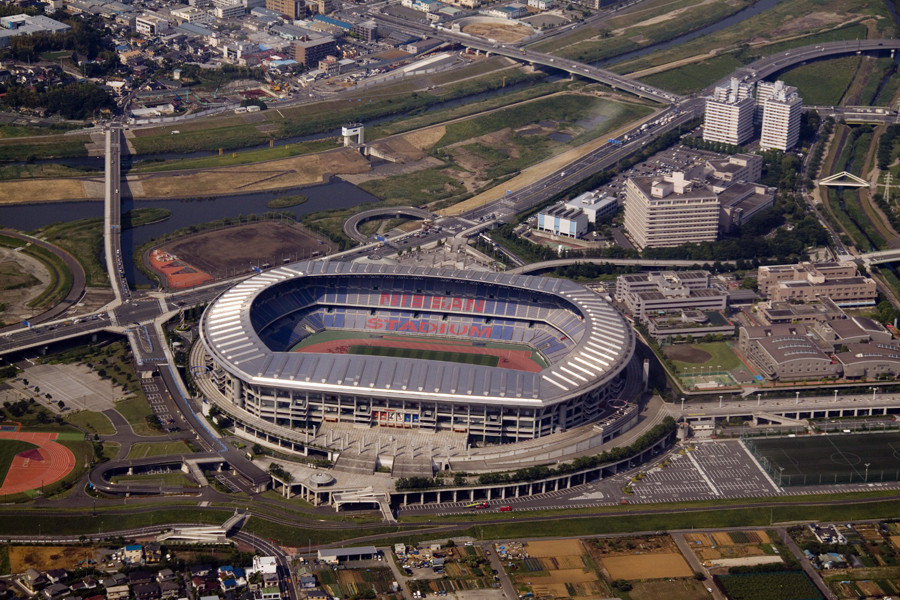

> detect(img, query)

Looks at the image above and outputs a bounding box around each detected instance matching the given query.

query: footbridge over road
[342,206,434,243]
[859,249,900,266]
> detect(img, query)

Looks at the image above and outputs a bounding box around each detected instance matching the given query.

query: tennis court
[745,432,900,486]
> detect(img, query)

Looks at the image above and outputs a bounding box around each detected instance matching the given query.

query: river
[0,179,379,286]
[598,0,787,67]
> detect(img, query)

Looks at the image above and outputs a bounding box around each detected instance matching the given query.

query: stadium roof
[201,261,633,406]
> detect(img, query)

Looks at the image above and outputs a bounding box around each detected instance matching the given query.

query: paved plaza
[1,363,118,414]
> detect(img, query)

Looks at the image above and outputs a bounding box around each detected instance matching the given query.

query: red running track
[0,432,76,495]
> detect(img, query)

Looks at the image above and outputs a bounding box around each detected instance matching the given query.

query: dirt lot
[9,546,95,571]
[159,221,333,276]
[0,247,50,324]
[663,345,713,364]
[461,22,533,43]
[601,554,693,580]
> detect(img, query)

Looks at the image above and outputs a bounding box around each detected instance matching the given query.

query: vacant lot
[160,221,332,275]
[10,546,94,571]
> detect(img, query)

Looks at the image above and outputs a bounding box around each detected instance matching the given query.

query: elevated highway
[373,13,680,104]
[714,39,900,89]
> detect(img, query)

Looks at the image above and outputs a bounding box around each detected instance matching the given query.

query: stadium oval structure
[199,261,635,444]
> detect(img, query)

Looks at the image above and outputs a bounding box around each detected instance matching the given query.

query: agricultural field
[499,539,606,598]
[317,566,399,599]
[404,545,496,596]
[715,571,823,600]
[684,530,783,570]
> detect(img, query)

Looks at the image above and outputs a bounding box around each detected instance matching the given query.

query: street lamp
[757,393,761,407]
[795,391,800,405]
[834,389,838,403]
[865,462,871,482]
[681,397,685,412]
[871,386,877,402]
[719,395,723,409]
[778,467,784,486]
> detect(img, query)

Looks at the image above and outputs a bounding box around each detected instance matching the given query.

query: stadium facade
[199,261,635,445]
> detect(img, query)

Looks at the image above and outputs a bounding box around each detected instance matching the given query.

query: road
[0,229,88,330]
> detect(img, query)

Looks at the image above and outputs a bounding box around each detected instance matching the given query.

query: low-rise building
[564,191,618,223]
[135,14,169,35]
[616,271,727,320]
[756,298,845,325]
[536,204,588,238]
[739,324,839,381]
[836,342,900,379]
[645,309,736,341]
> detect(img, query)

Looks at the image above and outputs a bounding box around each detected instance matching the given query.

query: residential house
[21,569,48,593]
[41,584,70,600]
[133,582,160,600]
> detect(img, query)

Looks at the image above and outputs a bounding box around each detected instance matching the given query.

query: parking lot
[628,440,780,502]
[142,375,178,431]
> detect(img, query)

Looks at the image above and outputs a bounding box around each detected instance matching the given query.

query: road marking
[685,450,719,496]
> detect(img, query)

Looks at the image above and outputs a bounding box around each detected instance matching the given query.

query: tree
[57,400,65,410]
[252,443,264,455]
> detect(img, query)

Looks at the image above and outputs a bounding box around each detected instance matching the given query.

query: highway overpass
[715,39,900,89]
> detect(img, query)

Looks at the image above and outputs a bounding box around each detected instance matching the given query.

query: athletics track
[0,431,76,495]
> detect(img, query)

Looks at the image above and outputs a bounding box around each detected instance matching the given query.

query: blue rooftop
[313,14,351,29]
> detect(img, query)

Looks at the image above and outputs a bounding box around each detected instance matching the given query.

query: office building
[759,80,802,151]
[266,0,304,18]
[703,78,755,145]
[623,172,719,250]
[292,35,337,66]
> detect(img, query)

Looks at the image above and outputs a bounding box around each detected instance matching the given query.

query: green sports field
[745,432,900,486]
[0,439,38,484]
[349,345,499,367]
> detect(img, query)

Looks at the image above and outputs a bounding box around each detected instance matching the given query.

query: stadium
[198,260,636,447]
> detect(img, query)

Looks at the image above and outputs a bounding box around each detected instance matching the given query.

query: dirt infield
[156,221,332,280]
[601,554,693,580]
[663,345,712,364]
[0,432,76,496]
[9,545,96,572]
[296,335,542,372]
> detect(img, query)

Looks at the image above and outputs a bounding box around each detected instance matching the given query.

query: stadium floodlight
[865,463,871,482]
[834,389,838,403]
[795,391,800,405]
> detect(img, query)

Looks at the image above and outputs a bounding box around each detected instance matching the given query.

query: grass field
[110,472,198,487]
[114,397,157,437]
[65,411,115,436]
[125,441,193,460]
[0,439,37,484]
[746,433,900,486]
[349,345,499,367]
[779,56,861,106]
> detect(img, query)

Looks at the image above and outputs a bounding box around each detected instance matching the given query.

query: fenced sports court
[744,432,900,486]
